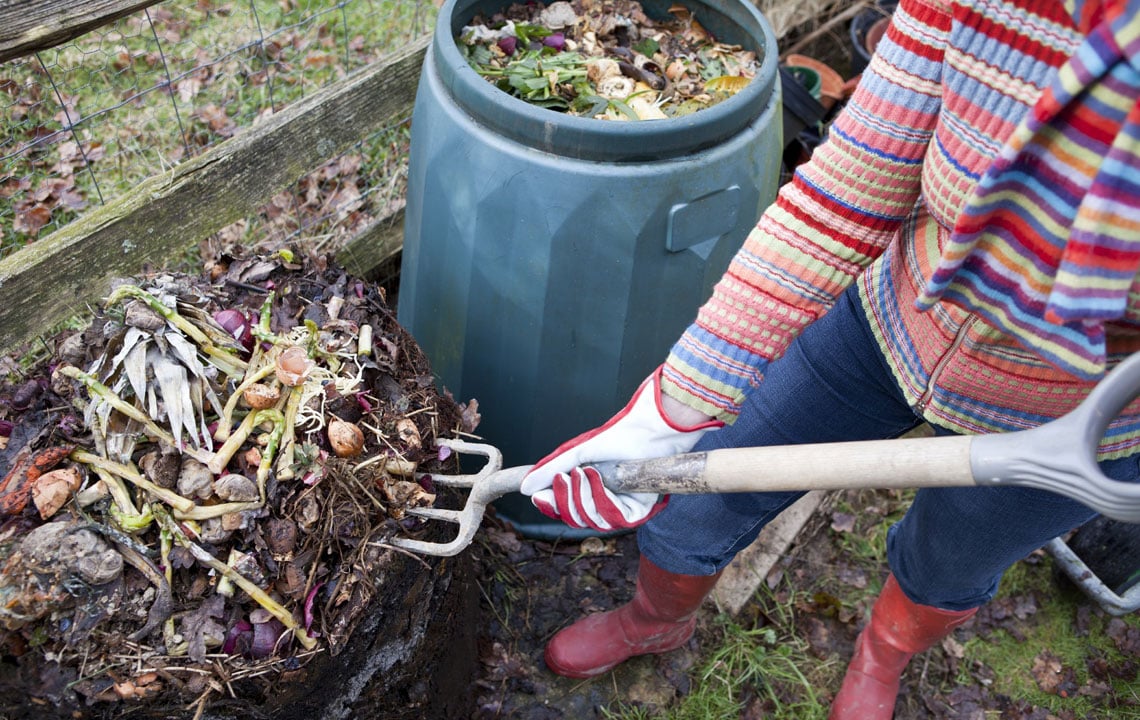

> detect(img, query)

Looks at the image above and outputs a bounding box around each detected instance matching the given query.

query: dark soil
[468,493,1140,719]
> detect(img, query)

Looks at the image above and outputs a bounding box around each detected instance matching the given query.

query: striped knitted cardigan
[660,0,1140,457]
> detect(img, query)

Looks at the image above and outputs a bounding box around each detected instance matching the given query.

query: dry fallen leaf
[941,635,966,659]
[13,202,52,236]
[1031,650,1078,697]
[705,75,750,94]
[1107,617,1140,657]
[830,511,856,533]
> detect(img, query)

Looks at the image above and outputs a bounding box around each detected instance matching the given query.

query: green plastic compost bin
[399,0,782,538]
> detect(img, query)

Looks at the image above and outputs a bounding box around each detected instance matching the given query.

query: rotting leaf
[1107,617,1140,657]
[1031,649,1079,697]
[182,594,227,664]
[835,562,867,589]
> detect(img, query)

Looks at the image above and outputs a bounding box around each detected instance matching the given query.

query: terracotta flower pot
[783,53,845,111]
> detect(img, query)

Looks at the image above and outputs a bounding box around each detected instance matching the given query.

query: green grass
[604,587,839,720]
[959,559,1140,717]
[1,0,434,256]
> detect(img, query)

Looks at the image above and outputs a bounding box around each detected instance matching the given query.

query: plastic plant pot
[783,53,845,111]
[849,1,898,76]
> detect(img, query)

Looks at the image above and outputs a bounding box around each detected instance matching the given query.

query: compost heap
[0,250,479,715]
[458,0,761,119]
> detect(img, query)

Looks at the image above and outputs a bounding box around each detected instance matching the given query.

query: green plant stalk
[275,386,304,480]
[207,410,259,475]
[300,319,341,372]
[172,500,264,521]
[72,450,196,514]
[110,501,155,533]
[158,519,186,657]
[252,291,278,345]
[89,465,140,517]
[160,512,317,650]
[60,365,214,466]
[104,285,247,378]
[216,549,240,597]
[90,465,154,532]
[215,360,277,442]
[160,521,174,586]
[253,408,284,493]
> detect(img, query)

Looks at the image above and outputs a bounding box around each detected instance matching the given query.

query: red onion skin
[542,33,565,51]
[250,618,287,658]
[222,619,253,655]
[498,36,517,55]
[304,582,325,631]
[213,309,254,351]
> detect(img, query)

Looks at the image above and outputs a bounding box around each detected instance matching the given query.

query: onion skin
[303,582,325,631]
[250,618,287,658]
[328,419,364,458]
[543,33,565,51]
[222,619,253,655]
[213,309,254,351]
[497,36,517,55]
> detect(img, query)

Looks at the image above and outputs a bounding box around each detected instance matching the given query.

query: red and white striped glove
[519,367,723,531]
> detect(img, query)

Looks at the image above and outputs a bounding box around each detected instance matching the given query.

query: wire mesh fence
[1,0,436,260]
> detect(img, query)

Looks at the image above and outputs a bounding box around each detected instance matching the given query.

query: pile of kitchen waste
[0,250,479,715]
[458,0,761,119]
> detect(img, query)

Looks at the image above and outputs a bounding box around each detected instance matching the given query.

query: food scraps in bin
[458,0,761,119]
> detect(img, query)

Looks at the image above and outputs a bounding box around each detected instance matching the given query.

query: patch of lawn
[1,0,434,256]
[960,557,1140,717]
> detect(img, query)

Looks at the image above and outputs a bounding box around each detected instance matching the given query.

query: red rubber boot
[544,555,722,679]
[830,574,978,719]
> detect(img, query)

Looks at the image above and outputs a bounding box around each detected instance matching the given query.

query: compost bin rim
[433,0,779,162]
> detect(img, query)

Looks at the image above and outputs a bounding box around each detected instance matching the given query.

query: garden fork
[390,351,1140,557]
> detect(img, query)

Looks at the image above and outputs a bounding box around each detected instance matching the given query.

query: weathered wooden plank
[0,34,428,354]
[336,203,406,280]
[0,0,163,62]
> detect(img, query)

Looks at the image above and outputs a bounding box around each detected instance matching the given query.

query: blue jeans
[638,285,1139,610]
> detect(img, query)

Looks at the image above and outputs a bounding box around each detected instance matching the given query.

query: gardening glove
[520,366,723,531]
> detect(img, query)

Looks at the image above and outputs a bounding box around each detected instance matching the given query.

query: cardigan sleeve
[660,0,953,421]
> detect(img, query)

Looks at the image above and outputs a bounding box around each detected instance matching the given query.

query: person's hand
[519,367,722,531]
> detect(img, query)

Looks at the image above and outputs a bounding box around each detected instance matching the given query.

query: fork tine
[386,439,529,557]
[418,473,478,488]
[413,438,506,488]
[388,533,476,557]
[436,438,504,473]
[405,506,461,522]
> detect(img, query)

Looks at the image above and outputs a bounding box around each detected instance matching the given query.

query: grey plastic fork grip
[970,352,1140,524]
